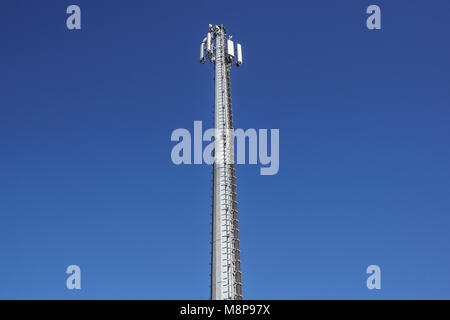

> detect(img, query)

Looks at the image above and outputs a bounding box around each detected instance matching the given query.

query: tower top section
[200,24,242,67]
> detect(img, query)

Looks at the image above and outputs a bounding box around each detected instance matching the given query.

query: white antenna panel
[236,43,242,65]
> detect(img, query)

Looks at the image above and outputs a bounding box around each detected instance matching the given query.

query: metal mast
[200,24,243,300]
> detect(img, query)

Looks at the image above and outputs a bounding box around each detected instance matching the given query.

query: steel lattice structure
[200,25,243,300]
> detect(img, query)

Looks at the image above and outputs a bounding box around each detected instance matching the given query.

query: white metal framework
[200,24,243,300]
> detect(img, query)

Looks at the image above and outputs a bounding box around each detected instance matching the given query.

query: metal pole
[202,25,242,300]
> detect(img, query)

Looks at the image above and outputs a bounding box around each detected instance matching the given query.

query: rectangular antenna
[236,43,242,65]
[227,39,234,57]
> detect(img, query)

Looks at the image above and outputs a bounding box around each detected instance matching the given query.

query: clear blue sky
[1,0,449,299]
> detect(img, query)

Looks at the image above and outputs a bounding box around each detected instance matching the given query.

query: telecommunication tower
[200,24,243,300]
